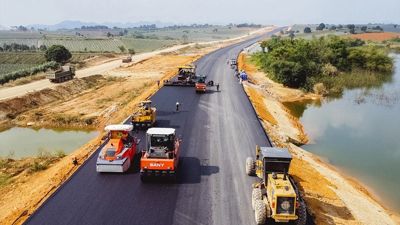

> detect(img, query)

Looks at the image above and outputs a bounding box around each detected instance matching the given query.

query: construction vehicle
[246,146,307,225]
[96,124,139,172]
[228,59,237,69]
[195,75,207,93]
[140,128,180,182]
[122,55,132,63]
[130,100,156,130]
[46,66,75,83]
[163,63,197,87]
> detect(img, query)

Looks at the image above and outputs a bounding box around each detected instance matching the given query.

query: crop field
[0,31,43,39]
[39,39,123,52]
[142,26,256,42]
[0,26,262,77]
[0,53,105,77]
[120,39,177,52]
[0,53,46,64]
[0,38,179,53]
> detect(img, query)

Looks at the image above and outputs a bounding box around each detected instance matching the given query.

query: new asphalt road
[25,28,313,225]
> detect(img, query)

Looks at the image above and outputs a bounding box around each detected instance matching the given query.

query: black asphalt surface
[25,29,314,225]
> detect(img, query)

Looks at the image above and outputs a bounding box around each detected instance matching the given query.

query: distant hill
[27,20,98,30]
[27,20,176,30]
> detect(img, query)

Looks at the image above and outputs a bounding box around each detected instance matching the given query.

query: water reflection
[283,54,400,213]
[0,127,100,159]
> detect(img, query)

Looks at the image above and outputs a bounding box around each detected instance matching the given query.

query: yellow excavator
[130,100,156,130]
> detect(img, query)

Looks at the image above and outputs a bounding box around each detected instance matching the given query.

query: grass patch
[106,76,117,82]
[54,149,66,158]
[30,159,49,172]
[316,69,393,92]
[30,148,58,173]
[0,174,13,187]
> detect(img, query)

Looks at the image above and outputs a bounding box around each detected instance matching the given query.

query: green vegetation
[0,174,13,187]
[0,61,58,85]
[45,45,72,63]
[54,149,66,158]
[30,148,63,173]
[251,35,394,93]
[120,39,177,52]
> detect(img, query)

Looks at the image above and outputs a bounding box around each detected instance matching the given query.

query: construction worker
[176,102,180,112]
[216,82,219,91]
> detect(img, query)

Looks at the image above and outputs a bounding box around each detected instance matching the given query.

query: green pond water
[0,127,100,159]
[283,54,400,213]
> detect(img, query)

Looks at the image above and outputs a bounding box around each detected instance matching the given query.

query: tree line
[1,43,47,52]
[303,23,384,34]
[252,35,394,92]
[236,23,262,28]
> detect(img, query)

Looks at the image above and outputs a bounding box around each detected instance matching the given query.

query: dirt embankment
[238,53,400,225]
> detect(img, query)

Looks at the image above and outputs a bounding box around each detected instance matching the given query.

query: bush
[390,36,400,42]
[0,174,13,187]
[313,83,326,95]
[54,149,66,158]
[37,147,52,160]
[30,159,49,172]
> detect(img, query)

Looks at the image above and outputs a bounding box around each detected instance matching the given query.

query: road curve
[24,28,313,225]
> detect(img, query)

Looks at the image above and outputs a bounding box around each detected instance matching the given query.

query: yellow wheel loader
[130,100,156,130]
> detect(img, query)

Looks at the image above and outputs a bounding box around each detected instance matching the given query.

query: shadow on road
[178,157,219,184]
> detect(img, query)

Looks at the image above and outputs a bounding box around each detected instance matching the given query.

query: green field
[120,39,177,52]
[141,26,255,42]
[0,25,262,80]
[0,53,106,76]
[0,26,257,53]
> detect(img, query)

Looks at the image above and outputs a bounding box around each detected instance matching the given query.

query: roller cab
[140,128,180,182]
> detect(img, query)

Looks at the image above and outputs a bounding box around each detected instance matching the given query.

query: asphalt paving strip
[24,28,314,225]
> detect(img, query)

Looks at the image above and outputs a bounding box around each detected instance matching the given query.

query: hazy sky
[1,0,399,27]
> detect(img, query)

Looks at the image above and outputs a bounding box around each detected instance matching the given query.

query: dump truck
[130,100,156,130]
[96,124,139,172]
[46,66,75,83]
[122,55,132,63]
[140,127,180,182]
[163,63,197,87]
[195,75,207,93]
[246,146,307,225]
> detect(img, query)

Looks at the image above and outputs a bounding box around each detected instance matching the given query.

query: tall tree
[45,45,71,63]
[347,24,355,29]
[316,23,326,31]
[361,26,367,32]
